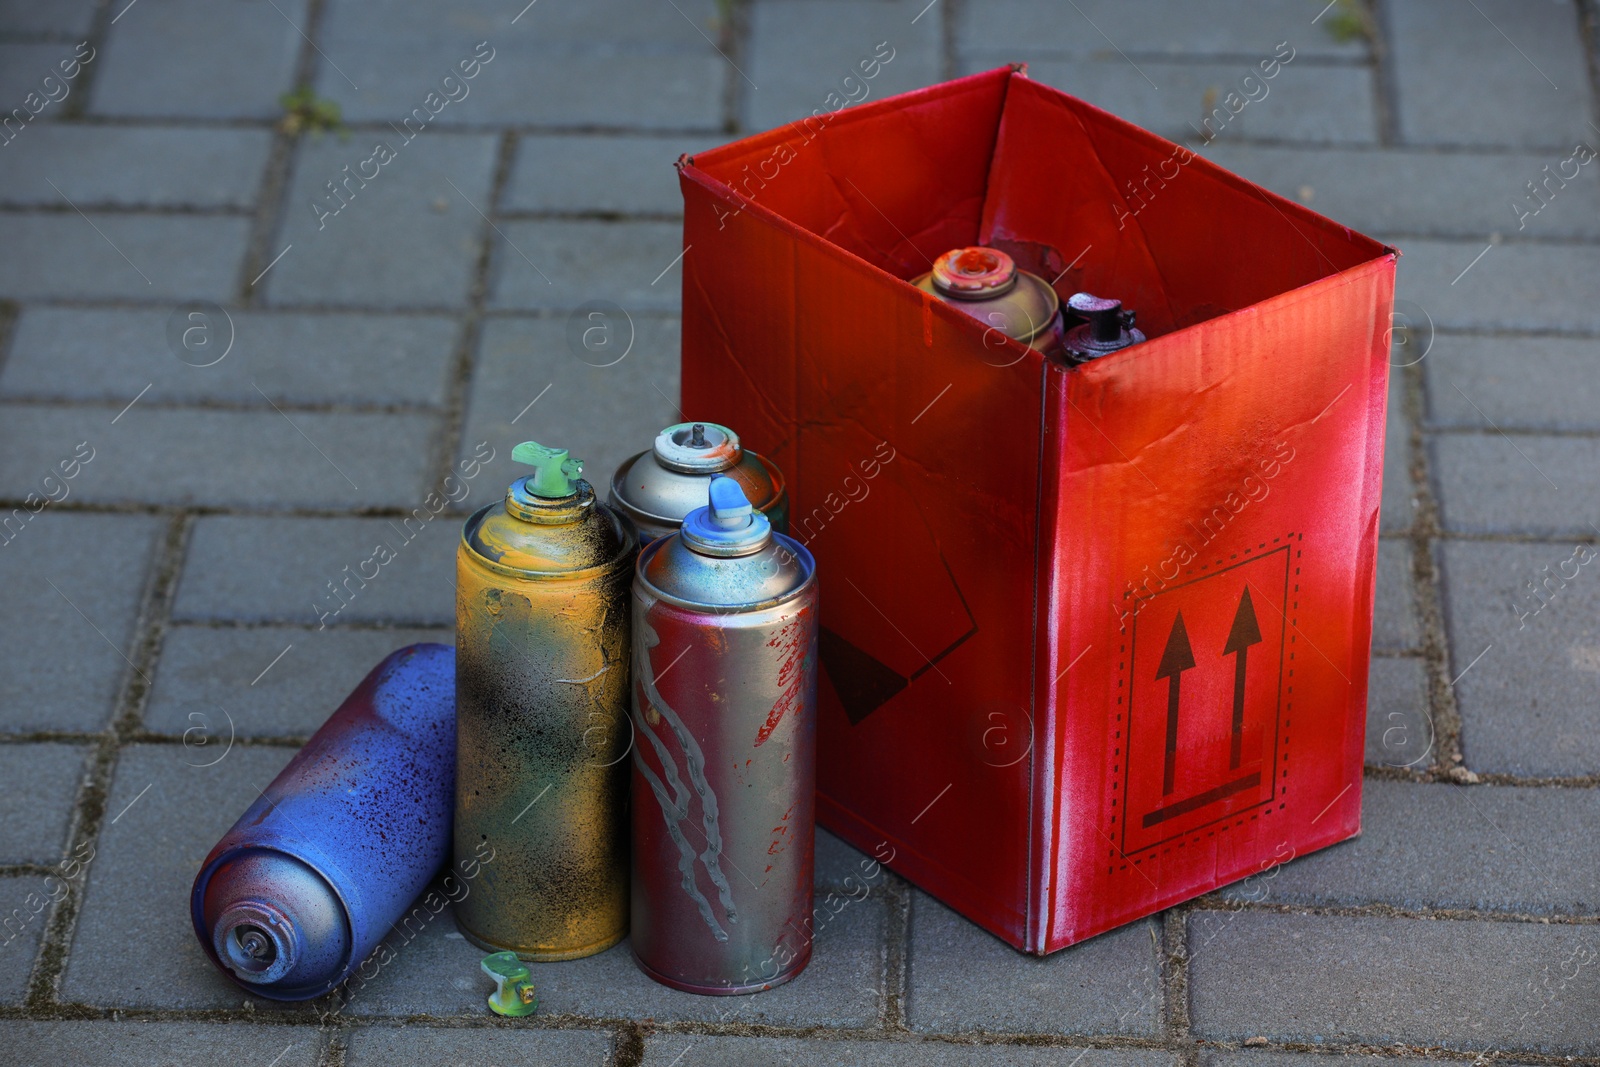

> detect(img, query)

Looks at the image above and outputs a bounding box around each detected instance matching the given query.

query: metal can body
[913,246,1064,356]
[454,473,636,960]
[630,526,819,994]
[610,422,789,543]
[191,644,455,1001]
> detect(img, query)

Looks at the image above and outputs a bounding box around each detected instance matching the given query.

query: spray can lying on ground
[455,441,636,960]
[914,246,1065,356]
[610,421,789,543]
[630,476,819,994]
[190,644,455,1001]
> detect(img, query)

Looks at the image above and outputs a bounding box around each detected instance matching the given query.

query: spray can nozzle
[512,441,583,498]
[480,951,539,1017]
[707,477,755,531]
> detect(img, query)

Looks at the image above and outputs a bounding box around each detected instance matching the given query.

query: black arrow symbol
[1155,611,1195,796]
[1223,587,1264,770]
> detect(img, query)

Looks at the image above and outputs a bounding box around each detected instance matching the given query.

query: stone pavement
[0,0,1597,1063]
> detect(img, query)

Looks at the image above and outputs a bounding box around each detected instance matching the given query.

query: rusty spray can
[609,421,789,543]
[914,246,1064,356]
[455,442,636,960]
[191,644,455,1001]
[630,476,819,994]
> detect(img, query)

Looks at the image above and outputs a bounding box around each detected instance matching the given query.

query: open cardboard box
[676,66,1395,953]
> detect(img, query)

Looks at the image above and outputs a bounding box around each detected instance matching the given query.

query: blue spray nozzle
[681,476,770,555]
[707,477,754,530]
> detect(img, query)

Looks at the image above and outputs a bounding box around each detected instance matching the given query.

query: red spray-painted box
[676,66,1394,953]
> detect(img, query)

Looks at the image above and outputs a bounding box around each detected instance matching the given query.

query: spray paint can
[630,476,819,994]
[191,643,455,1001]
[1061,292,1145,364]
[609,422,789,543]
[914,246,1064,356]
[455,441,636,960]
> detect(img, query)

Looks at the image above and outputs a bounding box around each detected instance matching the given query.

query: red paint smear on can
[754,612,809,747]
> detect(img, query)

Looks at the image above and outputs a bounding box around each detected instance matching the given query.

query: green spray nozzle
[511,441,583,498]
[480,951,538,1017]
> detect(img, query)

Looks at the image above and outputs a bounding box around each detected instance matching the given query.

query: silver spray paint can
[609,422,789,543]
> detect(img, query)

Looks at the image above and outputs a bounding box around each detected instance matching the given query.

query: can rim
[459,501,638,581]
[633,532,817,612]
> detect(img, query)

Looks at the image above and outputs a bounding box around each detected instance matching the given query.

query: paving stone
[1218,778,1600,915]
[0,876,50,1004]
[488,220,685,312]
[0,744,86,864]
[0,43,84,124]
[1395,239,1600,334]
[345,1026,611,1066]
[0,308,459,408]
[816,827,877,889]
[1188,910,1599,1051]
[0,1021,324,1067]
[955,0,1366,60]
[1381,368,1412,534]
[145,624,453,739]
[341,892,886,1027]
[88,0,307,120]
[0,0,98,37]
[0,126,271,209]
[264,130,497,309]
[966,56,1376,145]
[0,214,248,301]
[1373,539,1418,652]
[62,744,297,1008]
[745,0,942,134]
[458,315,680,514]
[1425,333,1600,431]
[1200,145,1600,240]
[0,405,436,510]
[1388,0,1592,149]
[314,0,723,129]
[1365,655,1430,770]
[644,1037,1180,1067]
[175,517,461,628]
[506,134,695,216]
[0,513,161,734]
[1431,433,1599,537]
[1204,1052,1539,1067]
[1439,539,1600,777]
[906,893,1162,1036]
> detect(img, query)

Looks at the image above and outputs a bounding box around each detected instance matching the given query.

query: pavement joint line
[42,179,153,286]
[252,382,363,491]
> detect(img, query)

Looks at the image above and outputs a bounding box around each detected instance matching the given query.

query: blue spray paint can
[190,643,456,1001]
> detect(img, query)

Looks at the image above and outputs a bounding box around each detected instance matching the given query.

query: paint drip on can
[609,421,789,543]
[914,246,1065,356]
[630,476,819,994]
[190,643,456,1001]
[454,441,636,960]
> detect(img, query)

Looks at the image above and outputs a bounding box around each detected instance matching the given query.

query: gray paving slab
[968,55,1376,145]
[0,1022,324,1067]
[0,744,86,864]
[1381,369,1412,534]
[0,214,248,301]
[0,405,436,510]
[488,220,685,312]
[340,892,886,1027]
[1373,539,1418,653]
[0,512,161,734]
[345,1026,611,1066]
[1395,238,1600,334]
[264,130,498,309]
[955,0,1367,60]
[0,126,271,209]
[0,876,50,1005]
[0,0,98,37]
[314,0,724,129]
[745,0,942,134]
[62,744,297,1008]
[1365,655,1431,770]
[145,624,453,739]
[1387,0,1592,149]
[1199,145,1600,241]
[1439,539,1600,777]
[0,43,85,124]
[1431,433,1598,537]
[1425,333,1600,432]
[644,1037,1181,1067]
[88,0,307,120]
[458,315,680,514]
[0,307,458,408]
[1187,910,1600,1051]
[174,516,461,627]
[906,893,1162,1036]
[506,134,696,216]
[1218,778,1600,915]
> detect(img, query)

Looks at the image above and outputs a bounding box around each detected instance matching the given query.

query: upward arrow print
[1155,611,1195,797]
[1223,587,1264,770]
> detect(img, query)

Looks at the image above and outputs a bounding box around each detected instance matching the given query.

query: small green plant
[278,85,344,138]
[1318,0,1371,44]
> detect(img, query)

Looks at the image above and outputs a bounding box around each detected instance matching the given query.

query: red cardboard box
[677,66,1394,953]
